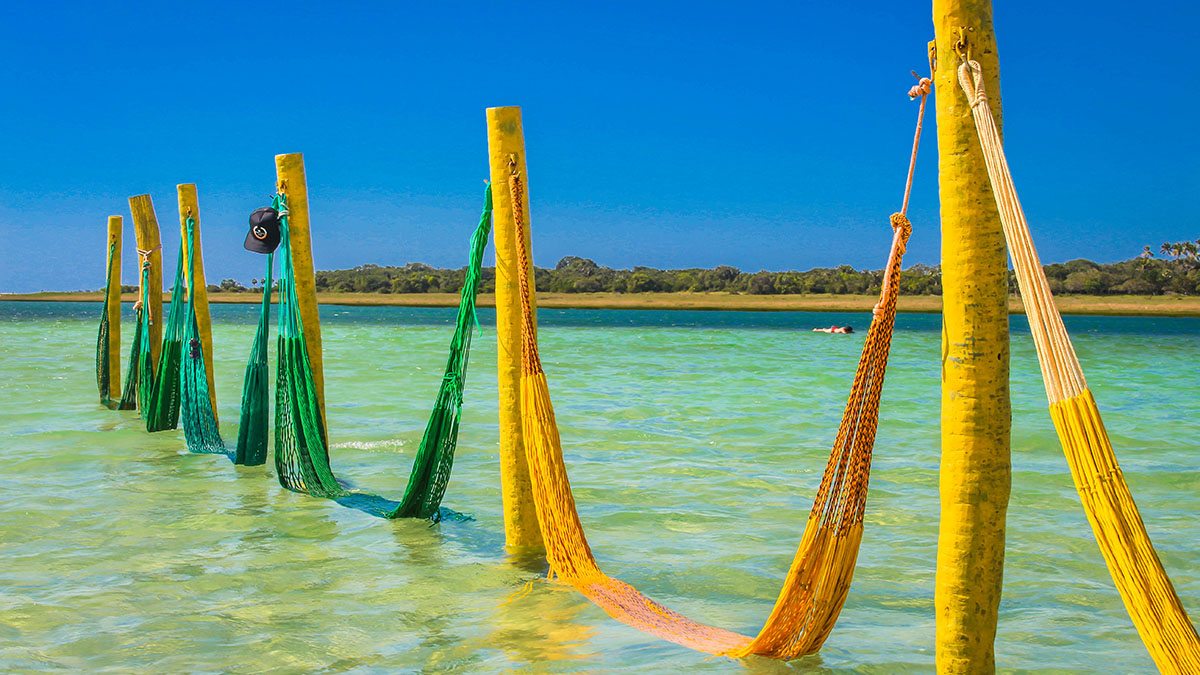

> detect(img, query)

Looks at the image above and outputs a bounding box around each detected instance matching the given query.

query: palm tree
[1183,241,1199,261]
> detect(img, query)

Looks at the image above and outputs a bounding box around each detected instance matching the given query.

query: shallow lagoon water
[1,301,1197,672]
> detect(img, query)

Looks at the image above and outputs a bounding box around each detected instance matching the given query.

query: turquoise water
[1,301,1197,672]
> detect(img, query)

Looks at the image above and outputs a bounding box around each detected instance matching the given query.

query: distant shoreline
[3,291,1200,316]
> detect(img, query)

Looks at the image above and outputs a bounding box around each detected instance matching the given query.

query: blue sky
[1,1,1196,292]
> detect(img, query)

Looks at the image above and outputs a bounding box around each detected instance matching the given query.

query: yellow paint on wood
[275,153,326,422]
[933,2,1011,673]
[129,194,164,368]
[178,184,219,422]
[487,106,545,552]
[105,215,123,400]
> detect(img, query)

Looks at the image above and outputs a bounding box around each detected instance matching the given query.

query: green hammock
[135,258,156,417]
[117,308,144,411]
[235,254,274,466]
[144,246,186,432]
[389,185,493,518]
[97,243,134,410]
[179,216,226,454]
[273,192,344,497]
[268,185,493,518]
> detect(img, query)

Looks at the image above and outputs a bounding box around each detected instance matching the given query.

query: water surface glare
[1,302,1197,672]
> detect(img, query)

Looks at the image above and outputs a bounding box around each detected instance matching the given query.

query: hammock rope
[143,244,186,432]
[180,215,226,454]
[116,307,144,411]
[268,187,495,518]
[134,249,157,418]
[236,253,274,466]
[506,77,928,658]
[272,192,344,496]
[96,242,134,410]
[958,57,1200,674]
[388,184,494,519]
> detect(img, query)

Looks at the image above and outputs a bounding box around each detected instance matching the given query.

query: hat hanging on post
[244,207,281,254]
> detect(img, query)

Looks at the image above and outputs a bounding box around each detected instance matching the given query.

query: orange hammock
[505,78,931,659]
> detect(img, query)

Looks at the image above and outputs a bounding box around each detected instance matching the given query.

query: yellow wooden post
[129,194,164,367]
[487,106,545,552]
[104,215,123,400]
[932,2,1011,673]
[177,183,219,421]
[275,153,326,422]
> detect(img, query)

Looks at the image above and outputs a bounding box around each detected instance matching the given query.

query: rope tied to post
[874,73,929,315]
[135,245,160,322]
[500,69,928,658]
[956,59,987,109]
[137,245,159,268]
[955,55,1200,674]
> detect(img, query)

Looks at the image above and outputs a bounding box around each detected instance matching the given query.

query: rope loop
[957,59,987,109]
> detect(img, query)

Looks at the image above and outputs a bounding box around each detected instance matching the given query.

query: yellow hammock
[505,79,930,659]
[958,58,1200,674]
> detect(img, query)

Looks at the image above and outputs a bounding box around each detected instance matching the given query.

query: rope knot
[137,245,160,269]
[908,77,932,100]
[889,212,913,245]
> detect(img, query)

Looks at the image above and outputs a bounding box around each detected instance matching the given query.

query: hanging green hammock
[117,308,144,411]
[97,242,135,410]
[144,246,186,432]
[273,192,344,497]
[135,256,157,417]
[235,254,274,466]
[179,216,226,454]
[268,185,493,518]
[389,185,493,518]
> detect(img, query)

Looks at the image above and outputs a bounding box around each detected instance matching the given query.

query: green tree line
[202,239,1200,296]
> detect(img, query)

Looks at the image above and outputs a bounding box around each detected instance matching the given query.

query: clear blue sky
[1,1,1196,292]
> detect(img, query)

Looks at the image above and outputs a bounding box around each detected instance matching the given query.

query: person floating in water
[813,325,854,334]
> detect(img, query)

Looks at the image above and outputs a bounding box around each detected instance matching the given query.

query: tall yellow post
[178,183,219,421]
[129,194,164,367]
[932,3,1011,673]
[275,153,326,422]
[487,106,544,552]
[104,215,123,400]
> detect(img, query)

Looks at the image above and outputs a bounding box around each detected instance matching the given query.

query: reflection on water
[0,302,1196,671]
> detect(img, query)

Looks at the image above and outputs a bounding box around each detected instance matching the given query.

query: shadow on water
[330,475,477,521]
[332,490,402,517]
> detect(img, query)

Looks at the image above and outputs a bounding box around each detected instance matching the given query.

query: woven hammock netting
[96,241,136,410]
[506,163,912,657]
[179,216,226,454]
[236,253,274,466]
[143,246,185,432]
[246,186,493,518]
[957,58,1199,674]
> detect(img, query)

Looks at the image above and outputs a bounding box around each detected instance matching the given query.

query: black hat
[244,207,281,254]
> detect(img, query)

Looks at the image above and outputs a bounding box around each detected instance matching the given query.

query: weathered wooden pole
[275,153,326,423]
[932,2,1011,672]
[129,195,164,367]
[487,106,545,552]
[177,183,219,421]
[104,215,123,400]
